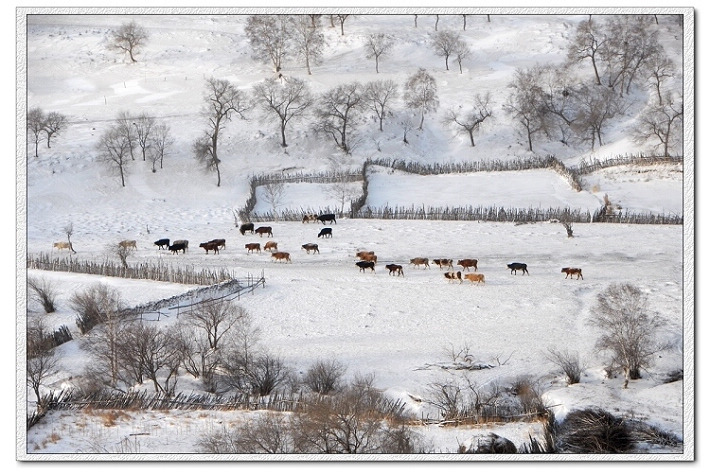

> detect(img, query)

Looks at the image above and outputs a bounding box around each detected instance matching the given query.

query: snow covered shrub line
[27,253,239,285]
[575,154,682,176]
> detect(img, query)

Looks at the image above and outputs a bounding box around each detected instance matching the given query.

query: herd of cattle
[51,212,584,285]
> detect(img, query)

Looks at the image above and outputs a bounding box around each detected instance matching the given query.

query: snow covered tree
[96,126,132,187]
[363,79,398,132]
[314,82,364,154]
[27,107,45,158]
[588,283,669,388]
[444,93,492,147]
[290,15,324,75]
[404,68,439,130]
[43,111,67,149]
[633,93,683,156]
[504,67,549,152]
[364,33,394,73]
[245,15,290,73]
[431,30,461,71]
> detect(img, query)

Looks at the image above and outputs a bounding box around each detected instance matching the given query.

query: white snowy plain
[13,4,697,465]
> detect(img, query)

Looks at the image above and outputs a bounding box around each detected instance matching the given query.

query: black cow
[169,242,187,254]
[318,227,332,238]
[318,213,337,224]
[239,223,255,235]
[154,238,170,250]
[507,262,529,275]
[356,261,375,272]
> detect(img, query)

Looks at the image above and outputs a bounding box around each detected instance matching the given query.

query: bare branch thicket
[131,112,155,162]
[186,299,249,352]
[252,76,313,148]
[27,350,60,412]
[364,33,394,74]
[363,79,398,132]
[444,92,492,147]
[148,122,172,172]
[27,276,57,313]
[588,283,670,388]
[303,358,346,395]
[108,20,148,63]
[570,84,625,151]
[546,347,584,385]
[195,77,250,187]
[404,68,439,130]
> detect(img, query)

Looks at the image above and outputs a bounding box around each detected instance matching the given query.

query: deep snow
[13,3,696,463]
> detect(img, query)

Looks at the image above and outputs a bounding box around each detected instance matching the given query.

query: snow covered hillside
[19,8,691,459]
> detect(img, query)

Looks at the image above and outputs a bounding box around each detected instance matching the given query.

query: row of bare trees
[26,107,68,158]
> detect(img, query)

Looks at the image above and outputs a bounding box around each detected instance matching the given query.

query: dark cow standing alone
[154,238,170,250]
[318,228,332,238]
[255,226,273,237]
[302,243,320,254]
[507,262,529,275]
[318,213,337,225]
[386,264,404,276]
[356,261,375,272]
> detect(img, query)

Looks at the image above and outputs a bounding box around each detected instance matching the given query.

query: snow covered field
[15,5,694,462]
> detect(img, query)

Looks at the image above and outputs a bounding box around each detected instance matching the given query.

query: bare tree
[588,283,669,388]
[363,79,398,132]
[148,122,172,172]
[431,30,460,71]
[314,82,364,154]
[645,47,677,105]
[571,84,624,150]
[335,14,352,36]
[546,347,584,385]
[252,76,313,148]
[120,322,182,395]
[245,15,290,72]
[400,116,415,144]
[262,181,286,216]
[44,111,67,149]
[290,15,324,75]
[504,67,548,152]
[132,112,155,161]
[115,111,137,160]
[404,68,439,130]
[62,222,77,254]
[303,358,346,395]
[97,127,132,187]
[567,17,605,85]
[364,33,394,73]
[187,300,248,352]
[27,107,45,158]
[453,38,471,74]
[633,94,683,156]
[27,349,59,412]
[109,20,148,63]
[195,77,250,187]
[444,93,492,147]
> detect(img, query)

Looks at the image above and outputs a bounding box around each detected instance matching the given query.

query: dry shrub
[556,408,633,453]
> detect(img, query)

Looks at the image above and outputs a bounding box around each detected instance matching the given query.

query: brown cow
[444,271,463,283]
[361,253,377,263]
[562,267,583,280]
[264,241,278,251]
[271,251,291,263]
[302,243,320,254]
[209,238,226,249]
[119,240,137,250]
[199,241,220,254]
[464,273,486,284]
[386,264,404,276]
[433,259,454,269]
[356,250,375,260]
[255,226,273,237]
[53,241,72,251]
[410,257,430,269]
[245,243,261,253]
[457,259,478,271]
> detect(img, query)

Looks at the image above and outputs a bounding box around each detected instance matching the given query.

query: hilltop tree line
[27,14,683,187]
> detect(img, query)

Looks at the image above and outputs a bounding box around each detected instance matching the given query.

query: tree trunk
[419,111,425,130]
[280,122,288,147]
[468,129,475,147]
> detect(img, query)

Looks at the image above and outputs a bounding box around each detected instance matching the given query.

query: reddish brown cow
[245,243,261,253]
[199,241,220,254]
[264,241,278,251]
[410,257,430,269]
[457,259,478,271]
[562,267,583,280]
[271,251,291,263]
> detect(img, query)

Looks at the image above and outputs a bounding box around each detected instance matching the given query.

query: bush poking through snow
[556,408,633,453]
